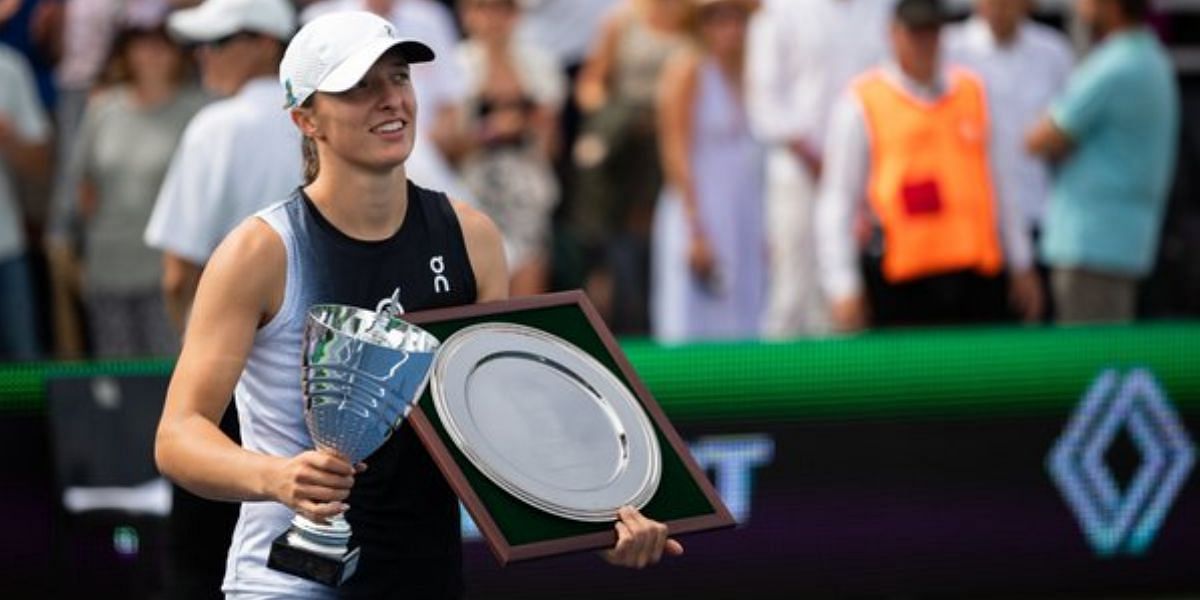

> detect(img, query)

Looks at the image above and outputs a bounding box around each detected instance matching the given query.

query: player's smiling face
[308,50,418,173]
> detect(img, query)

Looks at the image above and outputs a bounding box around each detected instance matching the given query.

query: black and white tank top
[226,182,475,598]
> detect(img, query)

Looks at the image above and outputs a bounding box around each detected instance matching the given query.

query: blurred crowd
[0,0,1192,362]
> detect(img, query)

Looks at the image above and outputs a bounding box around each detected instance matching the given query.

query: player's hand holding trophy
[268,294,438,586]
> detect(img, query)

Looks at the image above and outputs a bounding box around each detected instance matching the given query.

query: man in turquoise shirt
[1025,0,1178,323]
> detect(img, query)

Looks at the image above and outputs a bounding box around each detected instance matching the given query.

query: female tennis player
[154,10,681,599]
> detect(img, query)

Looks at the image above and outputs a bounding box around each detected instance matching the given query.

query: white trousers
[762,148,830,338]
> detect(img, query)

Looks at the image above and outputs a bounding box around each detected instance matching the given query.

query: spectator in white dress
[745,0,895,339]
[651,0,765,342]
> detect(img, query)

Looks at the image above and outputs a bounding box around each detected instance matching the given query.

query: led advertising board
[3,324,1197,597]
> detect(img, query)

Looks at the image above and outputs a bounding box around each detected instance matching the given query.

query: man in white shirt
[945,0,1073,238]
[745,0,895,339]
[815,0,1041,331]
[300,0,470,200]
[0,38,51,360]
[144,0,301,333]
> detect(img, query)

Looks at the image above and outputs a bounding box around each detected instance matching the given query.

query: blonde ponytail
[301,135,320,185]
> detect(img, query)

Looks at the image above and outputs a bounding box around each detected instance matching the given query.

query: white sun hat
[167,0,296,43]
[279,11,435,109]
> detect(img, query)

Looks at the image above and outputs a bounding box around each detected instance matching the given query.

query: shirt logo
[430,256,451,294]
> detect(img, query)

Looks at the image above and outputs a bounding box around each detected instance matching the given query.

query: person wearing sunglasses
[144,0,301,336]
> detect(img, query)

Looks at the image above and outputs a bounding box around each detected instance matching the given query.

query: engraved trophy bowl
[268,296,439,586]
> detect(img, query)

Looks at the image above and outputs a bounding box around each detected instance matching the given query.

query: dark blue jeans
[0,253,42,360]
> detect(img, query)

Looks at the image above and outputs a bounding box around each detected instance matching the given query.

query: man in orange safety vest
[815,0,1042,330]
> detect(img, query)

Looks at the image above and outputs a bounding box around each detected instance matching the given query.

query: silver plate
[431,323,661,522]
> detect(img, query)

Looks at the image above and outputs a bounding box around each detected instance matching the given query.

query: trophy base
[267,529,361,587]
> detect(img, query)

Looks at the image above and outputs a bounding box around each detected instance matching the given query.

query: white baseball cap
[168,0,295,43]
[279,11,435,109]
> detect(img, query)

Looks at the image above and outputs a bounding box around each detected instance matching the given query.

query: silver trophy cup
[267,299,439,586]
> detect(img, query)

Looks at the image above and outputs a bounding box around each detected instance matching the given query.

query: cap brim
[897,9,948,29]
[316,38,436,94]
[167,3,240,42]
[902,17,947,28]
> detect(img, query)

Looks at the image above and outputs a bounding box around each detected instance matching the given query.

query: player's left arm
[452,201,510,302]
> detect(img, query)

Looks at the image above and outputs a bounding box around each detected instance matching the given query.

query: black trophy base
[267,529,361,587]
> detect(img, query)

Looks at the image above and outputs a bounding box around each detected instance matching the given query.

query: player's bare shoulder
[450,200,501,249]
[210,217,286,273]
[200,216,288,321]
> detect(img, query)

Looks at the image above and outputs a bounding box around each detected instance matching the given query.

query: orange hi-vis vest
[853,67,1004,283]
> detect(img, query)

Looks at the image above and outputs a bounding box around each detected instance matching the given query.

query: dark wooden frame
[405,290,735,564]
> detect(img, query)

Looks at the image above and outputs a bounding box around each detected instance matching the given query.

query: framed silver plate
[430,323,661,522]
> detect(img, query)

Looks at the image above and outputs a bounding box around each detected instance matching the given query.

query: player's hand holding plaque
[267,297,439,586]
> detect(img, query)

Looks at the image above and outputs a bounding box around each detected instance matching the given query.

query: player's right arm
[154,218,354,523]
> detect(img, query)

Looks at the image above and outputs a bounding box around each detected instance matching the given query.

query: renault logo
[1047,368,1195,556]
